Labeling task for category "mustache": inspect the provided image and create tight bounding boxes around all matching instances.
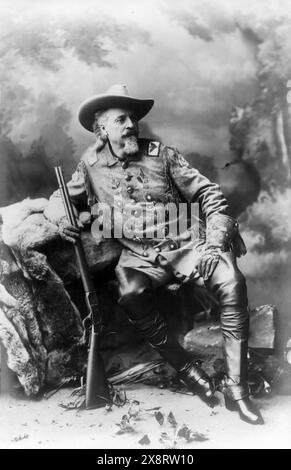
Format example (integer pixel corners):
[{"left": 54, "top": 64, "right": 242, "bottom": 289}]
[{"left": 122, "top": 130, "right": 138, "bottom": 138}]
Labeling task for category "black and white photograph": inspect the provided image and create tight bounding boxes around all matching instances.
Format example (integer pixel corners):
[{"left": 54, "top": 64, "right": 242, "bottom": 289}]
[{"left": 0, "top": 0, "right": 291, "bottom": 452}]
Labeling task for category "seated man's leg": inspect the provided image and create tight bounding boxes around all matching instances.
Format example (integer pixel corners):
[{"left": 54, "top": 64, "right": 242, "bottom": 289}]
[
  {"left": 205, "top": 251, "right": 264, "bottom": 424},
  {"left": 115, "top": 264, "right": 214, "bottom": 402}
]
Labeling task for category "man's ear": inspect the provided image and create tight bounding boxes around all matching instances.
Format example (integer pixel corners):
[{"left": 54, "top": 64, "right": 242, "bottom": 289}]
[
  {"left": 100, "top": 124, "right": 108, "bottom": 134},
  {"left": 95, "top": 126, "right": 109, "bottom": 151}
]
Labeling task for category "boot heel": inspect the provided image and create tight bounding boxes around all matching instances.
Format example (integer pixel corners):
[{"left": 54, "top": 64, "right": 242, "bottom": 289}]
[
  {"left": 178, "top": 363, "right": 218, "bottom": 407},
  {"left": 224, "top": 394, "right": 236, "bottom": 412}
]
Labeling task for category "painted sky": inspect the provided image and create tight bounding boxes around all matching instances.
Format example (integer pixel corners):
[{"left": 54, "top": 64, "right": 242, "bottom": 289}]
[{"left": 1, "top": 0, "right": 291, "bottom": 166}]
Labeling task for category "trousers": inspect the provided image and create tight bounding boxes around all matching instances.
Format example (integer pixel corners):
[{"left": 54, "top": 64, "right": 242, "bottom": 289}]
[{"left": 115, "top": 250, "right": 249, "bottom": 386}]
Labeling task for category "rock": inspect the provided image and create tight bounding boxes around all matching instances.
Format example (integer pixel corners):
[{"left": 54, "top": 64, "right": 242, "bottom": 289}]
[
  {"left": 46, "top": 345, "right": 87, "bottom": 386},
  {"left": 184, "top": 304, "right": 283, "bottom": 360},
  {"left": 249, "top": 304, "right": 278, "bottom": 350},
  {"left": 45, "top": 230, "right": 121, "bottom": 284},
  {"left": 183, "top": 321, "right": 222, "bottom": 361}
]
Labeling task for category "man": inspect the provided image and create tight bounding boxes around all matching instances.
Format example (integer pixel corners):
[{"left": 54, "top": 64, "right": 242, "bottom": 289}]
[{"left": 44, "top": 84, "right": 263, "bottom": 425}]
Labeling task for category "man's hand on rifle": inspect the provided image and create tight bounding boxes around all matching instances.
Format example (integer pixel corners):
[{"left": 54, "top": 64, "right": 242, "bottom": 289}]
[{"left": 58, "top": 216, "right": 82, "bottom": 244}]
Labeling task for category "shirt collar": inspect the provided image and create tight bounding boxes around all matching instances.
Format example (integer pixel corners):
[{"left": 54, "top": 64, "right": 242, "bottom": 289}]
[{"left": 86, "top": 143, "right": 118, "bottom": 167}]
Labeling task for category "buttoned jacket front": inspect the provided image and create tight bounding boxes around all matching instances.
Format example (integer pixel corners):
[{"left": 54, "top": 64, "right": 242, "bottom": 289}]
[{"left": 45, "top": 138, "right": 228, "bottom": 279}]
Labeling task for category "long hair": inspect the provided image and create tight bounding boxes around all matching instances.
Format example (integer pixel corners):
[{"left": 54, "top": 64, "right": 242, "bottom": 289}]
[{"left": 92, "top": 110, "right": 109, "bottom": 151}]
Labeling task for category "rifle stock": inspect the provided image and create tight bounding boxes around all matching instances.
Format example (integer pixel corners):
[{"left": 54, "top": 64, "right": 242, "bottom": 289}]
[{"left": 55, "top": 166, "right": 110, "bottom": 409}]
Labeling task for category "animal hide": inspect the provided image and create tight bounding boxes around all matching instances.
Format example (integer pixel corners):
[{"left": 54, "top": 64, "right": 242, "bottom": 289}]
[{"left": 0, "top": 198, "right": 120, "bottom": 395}]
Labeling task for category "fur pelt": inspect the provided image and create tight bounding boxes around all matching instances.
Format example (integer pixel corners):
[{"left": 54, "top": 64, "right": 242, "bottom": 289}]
[{"left": 0, "top": 198, "right": 85, "bottom": 395}]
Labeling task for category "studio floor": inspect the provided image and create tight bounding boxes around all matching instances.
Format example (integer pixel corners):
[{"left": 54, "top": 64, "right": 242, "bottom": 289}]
[{"left": 0, "top": 384, "right": 291, "bottom": 449}]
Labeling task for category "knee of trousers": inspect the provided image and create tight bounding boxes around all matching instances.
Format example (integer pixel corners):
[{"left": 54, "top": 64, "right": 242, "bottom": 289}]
[
  {"left": 210, "top": 264, "right": 248, "bottom": 310},
  {"left": 118, "top": 283, "right": 151, "bottom": 308},
  {"left": 115, "top": 267, "right": 152, "bottom": 309}
]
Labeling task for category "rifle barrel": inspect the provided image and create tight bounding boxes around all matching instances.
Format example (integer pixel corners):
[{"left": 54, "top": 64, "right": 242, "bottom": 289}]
[{"left": 54, "top": 165, "right": 110, "bottom": 409}]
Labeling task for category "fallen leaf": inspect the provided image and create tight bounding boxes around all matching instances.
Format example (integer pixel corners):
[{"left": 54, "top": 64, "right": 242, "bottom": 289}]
[
  {"left": 167, "top": 411, "right": 177, "bottom": 429},
  {"left": 138, "top": 434, "right": 151, "bottom": 446},
  {"left": 159, "top": 431, "right": 171, "bottom": 443},
  {"left": 154, "top": 411, "right": 164, "bottom": 426},
  {"left": 191, "top": 432, "right": 209, "bottom": 442},
  {"left": 177, "top": 425, "right": 191, "bottom": 442}
]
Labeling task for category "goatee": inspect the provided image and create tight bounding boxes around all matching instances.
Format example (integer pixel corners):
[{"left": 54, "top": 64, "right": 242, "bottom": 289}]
[{"left": 123, "top": 135, "right": 139, "bottom": 156}]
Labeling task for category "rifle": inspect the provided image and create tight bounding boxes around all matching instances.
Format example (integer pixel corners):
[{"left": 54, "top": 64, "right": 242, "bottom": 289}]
[{"left": 55, "top": 166, "right": 110, "bottom": 409}]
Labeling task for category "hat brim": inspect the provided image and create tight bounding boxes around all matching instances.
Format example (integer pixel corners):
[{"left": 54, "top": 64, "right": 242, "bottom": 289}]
[{"left": 78, "top": 94, "right": 154, "bottom": 132}]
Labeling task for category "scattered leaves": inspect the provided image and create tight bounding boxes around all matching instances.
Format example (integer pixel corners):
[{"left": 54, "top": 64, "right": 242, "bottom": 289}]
[
  {"left": 128, "top": 400, "right": 140, "bottom": 419},
  {"left": 159, "top": 432, "right": 177, "bottom": 448},
  {"left": 115, "top": 414, "right": 136, "bottom": 435},
  {"left": 11, "top": 434, "right": 29, "bottom": 442},
  {"left": 105, "top": 403, "right": 113, "bottom": 412},
  {"left": 112, "top": 387, "right": 127, "bottom": 407}
]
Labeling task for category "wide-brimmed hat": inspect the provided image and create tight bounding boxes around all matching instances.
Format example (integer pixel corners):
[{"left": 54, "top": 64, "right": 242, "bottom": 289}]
[{"left": 78, "top": 84, "right": 154, "bottom": 132}]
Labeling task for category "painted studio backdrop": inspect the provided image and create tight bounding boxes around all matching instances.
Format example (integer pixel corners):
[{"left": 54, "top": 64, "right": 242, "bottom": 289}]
[{"left": 0, "top": 0, "right": 291, "bottom": 319}]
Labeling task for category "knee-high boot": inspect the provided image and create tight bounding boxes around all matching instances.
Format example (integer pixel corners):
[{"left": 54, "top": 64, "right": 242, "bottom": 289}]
[
  {"left": 119, "top": 286, "right": 214, "bottom": 402},
  {"left": 207, "top": 253, "right": 264, "bottom": 424},
  {"left": 221, "top": 330, "right": 264, "bottom": 425}
]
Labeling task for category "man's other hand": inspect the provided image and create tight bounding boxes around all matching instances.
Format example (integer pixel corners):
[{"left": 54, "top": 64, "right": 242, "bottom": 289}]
[{"left": 58, "top": 217, "right": 81, "bottom": 244}]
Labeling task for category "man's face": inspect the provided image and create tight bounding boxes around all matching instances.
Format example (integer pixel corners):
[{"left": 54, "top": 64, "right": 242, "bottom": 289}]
[{"left": 102, "top": 108, "right": 139, "bottom": 156}]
